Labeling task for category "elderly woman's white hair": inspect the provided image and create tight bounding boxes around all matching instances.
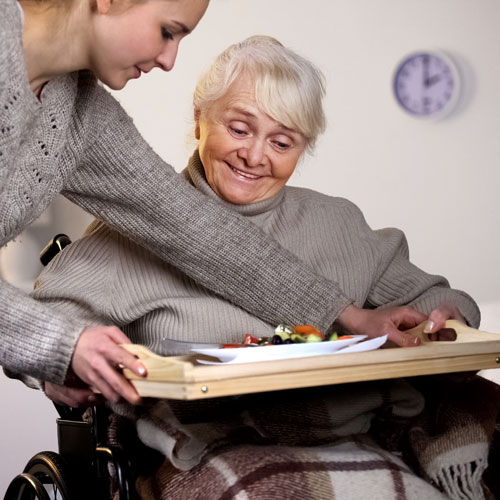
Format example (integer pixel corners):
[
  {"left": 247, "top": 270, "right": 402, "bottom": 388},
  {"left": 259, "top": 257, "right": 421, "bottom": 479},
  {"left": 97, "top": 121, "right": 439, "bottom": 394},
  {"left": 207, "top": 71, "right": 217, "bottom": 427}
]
[{"left": 193, "top": 35, "right": 326, "bottom": 152}]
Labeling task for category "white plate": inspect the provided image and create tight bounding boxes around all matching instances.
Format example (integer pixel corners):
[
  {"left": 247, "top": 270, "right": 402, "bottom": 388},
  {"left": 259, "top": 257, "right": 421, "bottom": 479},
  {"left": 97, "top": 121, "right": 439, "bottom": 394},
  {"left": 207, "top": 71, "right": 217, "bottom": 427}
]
[
  {"left": 192, "top": 335, "right": 376, "bottom": 365},
  {"left": 331, "top": 335, "right": 387, "bottom": 354}
]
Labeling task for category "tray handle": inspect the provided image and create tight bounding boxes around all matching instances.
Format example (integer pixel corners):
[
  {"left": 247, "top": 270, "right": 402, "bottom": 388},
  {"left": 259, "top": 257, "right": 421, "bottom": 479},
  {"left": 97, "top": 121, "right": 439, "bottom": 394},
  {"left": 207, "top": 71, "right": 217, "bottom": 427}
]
[
  {"left": 121, "top": 344, "right": 194, "bottom": 381},
  {"left": 406, "top": 319, "right": 499, "bottom": 343}
]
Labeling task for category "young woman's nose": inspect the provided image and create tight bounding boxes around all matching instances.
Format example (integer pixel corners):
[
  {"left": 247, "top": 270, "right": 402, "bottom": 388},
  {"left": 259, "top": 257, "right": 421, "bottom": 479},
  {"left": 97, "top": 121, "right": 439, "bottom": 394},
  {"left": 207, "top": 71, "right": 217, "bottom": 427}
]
[
  {"left": 239, "top": 138, "right": 266, "bottom": 167},
  {"left": 156, "top": 41, "right": 180, "bottom": 72}
]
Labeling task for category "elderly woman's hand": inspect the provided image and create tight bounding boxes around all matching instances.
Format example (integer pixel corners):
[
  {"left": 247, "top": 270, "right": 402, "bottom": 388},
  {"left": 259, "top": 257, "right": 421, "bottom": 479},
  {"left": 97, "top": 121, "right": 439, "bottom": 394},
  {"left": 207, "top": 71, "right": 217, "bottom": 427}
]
[
  {"left": 338, "top": 305, "right": 427, "bottom": 347},
  {"left": 422, "top": 303, "right": 465, "bottom": 334},
  {"left": 71, "top": 326, "right": 147, "bottom": 405}
]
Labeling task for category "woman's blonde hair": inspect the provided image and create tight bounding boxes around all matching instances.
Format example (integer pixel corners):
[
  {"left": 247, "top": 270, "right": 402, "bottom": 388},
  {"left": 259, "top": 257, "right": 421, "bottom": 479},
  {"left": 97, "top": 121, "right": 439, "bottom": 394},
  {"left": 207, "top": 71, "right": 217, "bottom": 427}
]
[{"left": 193, "top": 35, "right": 326, "bottom": 152}]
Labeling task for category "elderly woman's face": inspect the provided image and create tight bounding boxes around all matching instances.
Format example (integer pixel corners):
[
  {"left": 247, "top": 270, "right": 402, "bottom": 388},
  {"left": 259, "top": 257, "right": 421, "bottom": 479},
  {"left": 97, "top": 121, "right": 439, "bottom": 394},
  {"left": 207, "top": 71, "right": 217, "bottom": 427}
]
[{"left": 196, "top": 79, "right": 307, "bottom": 205}]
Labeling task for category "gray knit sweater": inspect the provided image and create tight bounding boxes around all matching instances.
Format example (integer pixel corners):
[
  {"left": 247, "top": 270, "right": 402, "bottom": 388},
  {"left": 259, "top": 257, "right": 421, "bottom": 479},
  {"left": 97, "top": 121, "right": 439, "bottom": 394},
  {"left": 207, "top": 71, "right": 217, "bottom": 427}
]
[
  {"left": 0, "top": 0, "right": 351, "bottom": 384},
  {"left": 32, "top": 151, "right": 480, "bottom": 355}
]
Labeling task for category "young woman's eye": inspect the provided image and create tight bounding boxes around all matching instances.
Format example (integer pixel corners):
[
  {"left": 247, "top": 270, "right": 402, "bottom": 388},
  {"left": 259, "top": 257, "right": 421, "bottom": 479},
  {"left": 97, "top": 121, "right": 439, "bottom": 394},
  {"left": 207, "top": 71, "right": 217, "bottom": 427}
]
[{"left": 161, "top": 27, "right": 173, "bottom": 41}]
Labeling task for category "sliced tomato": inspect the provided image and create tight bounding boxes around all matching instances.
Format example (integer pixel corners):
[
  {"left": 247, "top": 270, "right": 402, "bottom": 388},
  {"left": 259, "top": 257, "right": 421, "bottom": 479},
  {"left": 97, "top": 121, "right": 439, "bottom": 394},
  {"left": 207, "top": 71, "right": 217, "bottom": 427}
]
[{"left": 243, "top": 333, "right": 259, "bottom": 345}]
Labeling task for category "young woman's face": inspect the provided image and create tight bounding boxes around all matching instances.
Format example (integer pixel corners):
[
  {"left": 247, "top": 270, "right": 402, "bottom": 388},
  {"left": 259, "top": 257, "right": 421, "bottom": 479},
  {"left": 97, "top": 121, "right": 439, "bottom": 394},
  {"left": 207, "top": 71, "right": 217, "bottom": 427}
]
[
  {"left": 90, "top": 0, "right": 209, "bottom": 90},
  {"left": 196, "top": 78, "right": 307, "bottom": 205}
]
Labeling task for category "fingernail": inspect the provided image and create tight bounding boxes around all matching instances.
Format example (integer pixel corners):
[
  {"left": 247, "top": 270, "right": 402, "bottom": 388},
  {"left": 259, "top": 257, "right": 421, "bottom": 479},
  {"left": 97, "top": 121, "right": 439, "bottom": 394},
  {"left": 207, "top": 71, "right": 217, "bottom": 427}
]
[
  {"left": 423, "top": 320, "right": 435, "bottom": 333},
  {"left": 138, "top": 366, "right": 146, "bottom": 376},
  {"left": 412, "top": 337, "right": 420, "bottom": 345}
]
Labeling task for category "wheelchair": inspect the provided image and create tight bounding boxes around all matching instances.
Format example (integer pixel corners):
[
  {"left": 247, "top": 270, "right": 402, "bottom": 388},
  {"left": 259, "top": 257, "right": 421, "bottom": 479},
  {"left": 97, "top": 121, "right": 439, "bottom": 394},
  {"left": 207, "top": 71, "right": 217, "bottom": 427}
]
[{"left": 4, "top": 235, "right": 139, "bottom": 500}]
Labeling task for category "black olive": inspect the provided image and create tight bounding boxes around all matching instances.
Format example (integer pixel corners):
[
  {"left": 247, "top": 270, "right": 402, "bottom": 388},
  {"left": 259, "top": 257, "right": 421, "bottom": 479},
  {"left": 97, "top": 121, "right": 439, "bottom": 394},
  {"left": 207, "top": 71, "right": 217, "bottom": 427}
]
[{"left": 272, "top": 335, "right": 283, "bottom": 345}]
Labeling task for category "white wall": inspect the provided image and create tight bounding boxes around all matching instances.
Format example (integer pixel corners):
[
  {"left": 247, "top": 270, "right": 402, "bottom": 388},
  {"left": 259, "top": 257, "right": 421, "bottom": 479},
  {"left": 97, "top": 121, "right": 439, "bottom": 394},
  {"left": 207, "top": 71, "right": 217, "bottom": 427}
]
[{"left": 2, "top": 0, "right": 500, "bottom": 493}]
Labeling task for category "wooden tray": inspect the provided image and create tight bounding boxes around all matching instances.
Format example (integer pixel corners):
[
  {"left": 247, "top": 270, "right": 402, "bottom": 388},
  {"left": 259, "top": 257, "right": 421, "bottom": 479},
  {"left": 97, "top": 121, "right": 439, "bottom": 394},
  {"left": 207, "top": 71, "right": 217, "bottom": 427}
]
[{"left": 122, "top": 320, "right": 500, "bottom": 400}]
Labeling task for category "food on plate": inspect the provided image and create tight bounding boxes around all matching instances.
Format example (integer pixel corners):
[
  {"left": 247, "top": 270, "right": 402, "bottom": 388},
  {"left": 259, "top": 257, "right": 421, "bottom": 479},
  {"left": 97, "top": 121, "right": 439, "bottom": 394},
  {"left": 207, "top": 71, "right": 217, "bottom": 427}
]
[{"left": 221, "top": 324, "right": 353, "bottom": 348}]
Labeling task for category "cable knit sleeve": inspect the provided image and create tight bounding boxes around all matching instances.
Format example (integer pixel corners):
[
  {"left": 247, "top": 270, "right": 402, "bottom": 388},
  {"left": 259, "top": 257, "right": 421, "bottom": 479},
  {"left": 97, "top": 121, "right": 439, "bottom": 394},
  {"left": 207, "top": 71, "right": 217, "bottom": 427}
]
[
  {"left": 366, "top": 227, "right": 480, "bottom": 328},
  {"left": 62, "top": 79, "right": 352, "bottom": 332},
  {"left": 0, "top": 277, "right": 85, "bottom": 384},
  {"left": 4, "top": 222, "right": 129, "bottom": 387}
]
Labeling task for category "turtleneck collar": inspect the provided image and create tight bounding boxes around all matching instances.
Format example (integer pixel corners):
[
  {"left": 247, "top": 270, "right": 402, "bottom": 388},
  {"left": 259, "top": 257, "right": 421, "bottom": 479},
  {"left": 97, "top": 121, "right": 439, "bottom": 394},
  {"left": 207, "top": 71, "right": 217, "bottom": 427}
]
[{"left": 184, "top": 149, "right": 286, "bottom": 217}]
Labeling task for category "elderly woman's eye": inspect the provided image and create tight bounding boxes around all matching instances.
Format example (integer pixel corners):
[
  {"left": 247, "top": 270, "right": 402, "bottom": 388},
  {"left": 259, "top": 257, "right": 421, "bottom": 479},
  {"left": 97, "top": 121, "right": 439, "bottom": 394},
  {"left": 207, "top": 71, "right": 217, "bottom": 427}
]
[
  {"left": 230, "top": 127, "right": 246, "bottom": 136},
  {"left": 275, "top": 141, "right": 291, "bottom": 150}
]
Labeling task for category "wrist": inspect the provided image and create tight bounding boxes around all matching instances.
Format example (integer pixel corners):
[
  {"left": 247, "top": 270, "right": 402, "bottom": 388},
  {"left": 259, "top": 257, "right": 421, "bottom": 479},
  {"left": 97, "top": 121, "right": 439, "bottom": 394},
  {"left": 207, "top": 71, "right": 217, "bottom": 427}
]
[{"left": 337, "top": 304, "right": 363, "bottom": 332}]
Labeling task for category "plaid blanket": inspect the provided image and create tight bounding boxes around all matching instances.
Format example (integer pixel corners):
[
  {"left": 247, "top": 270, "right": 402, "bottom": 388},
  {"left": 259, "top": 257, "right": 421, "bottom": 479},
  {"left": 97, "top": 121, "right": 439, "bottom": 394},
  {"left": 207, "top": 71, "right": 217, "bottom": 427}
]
[
  {"left": 134, "top": 437, "right": 448, "bottom": 500},
  {"left": 110, "top": 375, "right": 500, "bottom": 500},
  {"left": 403, "top": 375, "right": 500, "bottom": 500}
]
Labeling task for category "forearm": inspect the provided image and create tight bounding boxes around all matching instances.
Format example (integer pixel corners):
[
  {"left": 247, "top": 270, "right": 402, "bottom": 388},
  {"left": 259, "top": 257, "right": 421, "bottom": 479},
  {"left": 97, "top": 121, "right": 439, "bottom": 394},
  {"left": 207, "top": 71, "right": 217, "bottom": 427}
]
[{"left": 0, "top": 278, "right": 83, "bottom": 384}]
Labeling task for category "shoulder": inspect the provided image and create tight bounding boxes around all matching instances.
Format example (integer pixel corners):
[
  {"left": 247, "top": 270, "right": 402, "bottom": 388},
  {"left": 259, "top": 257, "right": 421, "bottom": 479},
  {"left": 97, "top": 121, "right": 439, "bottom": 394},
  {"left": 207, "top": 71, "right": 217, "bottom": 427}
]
[
  {"left": 283, "top": 186, "right": 367, "bottom": 222},
  {"left": 282, "top": 186, "right": 407, "bottom": 245}
]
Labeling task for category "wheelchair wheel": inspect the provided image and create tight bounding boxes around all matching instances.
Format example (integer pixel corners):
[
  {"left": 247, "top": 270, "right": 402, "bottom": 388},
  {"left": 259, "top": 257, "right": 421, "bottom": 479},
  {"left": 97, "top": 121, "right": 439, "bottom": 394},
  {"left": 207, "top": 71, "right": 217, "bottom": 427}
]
[
  {"left": 21, "top": 451, "right": 73, "bottom": 500},
  {"left": 4, "top": 473, "right": 50, "bottom": 500}
]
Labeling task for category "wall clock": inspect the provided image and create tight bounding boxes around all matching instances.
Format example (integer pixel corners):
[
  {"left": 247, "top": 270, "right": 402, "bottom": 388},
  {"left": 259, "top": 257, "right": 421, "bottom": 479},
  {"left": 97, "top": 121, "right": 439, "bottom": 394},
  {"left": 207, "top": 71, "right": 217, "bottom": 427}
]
[{"left": 393, "top": 51, "right": 461, "bottom": 119}]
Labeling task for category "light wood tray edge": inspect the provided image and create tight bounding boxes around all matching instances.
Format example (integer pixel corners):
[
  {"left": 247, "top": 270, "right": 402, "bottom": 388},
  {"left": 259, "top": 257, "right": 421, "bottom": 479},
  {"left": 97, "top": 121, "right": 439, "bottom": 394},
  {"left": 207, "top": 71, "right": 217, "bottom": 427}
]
[
  {"left": 122, "top": 320, "right": 500, "bottom": 384},
  {"left": 130, "top": 352, "right": 500, "bottom": 400}
]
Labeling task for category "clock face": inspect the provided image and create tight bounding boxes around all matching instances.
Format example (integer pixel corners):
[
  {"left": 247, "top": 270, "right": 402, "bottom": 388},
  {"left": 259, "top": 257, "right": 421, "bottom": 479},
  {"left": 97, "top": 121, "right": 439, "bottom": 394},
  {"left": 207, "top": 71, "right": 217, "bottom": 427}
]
[{"left": 393, "top": 52, "right": 458, "bottom": 118}]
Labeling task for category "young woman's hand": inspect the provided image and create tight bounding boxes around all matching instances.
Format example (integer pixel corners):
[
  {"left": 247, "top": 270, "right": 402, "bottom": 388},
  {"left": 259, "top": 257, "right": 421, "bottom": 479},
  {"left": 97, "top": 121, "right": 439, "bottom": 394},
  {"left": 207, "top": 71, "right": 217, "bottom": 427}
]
[
  {"left": 70, "top": 326, "right": 147, "bottom": 405},
  {"left": 43, "top": 381, "right": 103, "bottom": 408},
  {"left": 338, "top": 305, "right": 427, "bottom": 347},
  {"left": 422, "top": 303, "right": 465, "bottom": 333}
]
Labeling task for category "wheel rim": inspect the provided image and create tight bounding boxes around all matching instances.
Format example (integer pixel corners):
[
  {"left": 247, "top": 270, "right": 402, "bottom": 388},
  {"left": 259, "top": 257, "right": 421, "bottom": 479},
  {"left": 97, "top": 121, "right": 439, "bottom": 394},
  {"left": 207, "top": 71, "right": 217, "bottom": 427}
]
[
  {"left": 4, "top": 473, "right": 51, "bottom": 500},
  {"left": 22, "top": 452, "right": 73, "bottom": 500}
]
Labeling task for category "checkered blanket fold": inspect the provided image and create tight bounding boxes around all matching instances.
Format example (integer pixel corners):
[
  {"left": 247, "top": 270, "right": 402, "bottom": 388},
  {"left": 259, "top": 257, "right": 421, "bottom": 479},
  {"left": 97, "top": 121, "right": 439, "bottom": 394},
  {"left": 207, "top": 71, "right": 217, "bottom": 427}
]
[{"left": 110, "top": 375, "right": 499, "bottom": 500}]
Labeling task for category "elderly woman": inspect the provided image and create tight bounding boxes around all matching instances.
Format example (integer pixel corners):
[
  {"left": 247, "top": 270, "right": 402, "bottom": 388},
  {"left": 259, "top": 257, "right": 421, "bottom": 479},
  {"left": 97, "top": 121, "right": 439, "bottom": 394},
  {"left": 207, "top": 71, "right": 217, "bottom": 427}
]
[{"left": 32, "top": 37, "right": 496, "bottom": 499}]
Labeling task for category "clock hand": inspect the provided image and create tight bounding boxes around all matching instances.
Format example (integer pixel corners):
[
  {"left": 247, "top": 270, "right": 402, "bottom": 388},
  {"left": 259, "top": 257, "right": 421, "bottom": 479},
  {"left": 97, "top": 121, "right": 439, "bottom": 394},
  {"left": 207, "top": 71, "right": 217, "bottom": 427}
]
[
  {"left": 423, "top": 55, "right": 429, "bottom": 87},
  {"left": 425, "top": 74, "right": 442, "bottom": 87}
]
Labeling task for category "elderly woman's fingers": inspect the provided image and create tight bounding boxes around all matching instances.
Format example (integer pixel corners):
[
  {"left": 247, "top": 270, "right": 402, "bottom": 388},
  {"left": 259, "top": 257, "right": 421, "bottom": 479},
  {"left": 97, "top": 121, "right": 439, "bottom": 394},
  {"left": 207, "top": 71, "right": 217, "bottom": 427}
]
[
  {"left": 386, "top": 327, "right": 421, "bottom": 347},
  {"left": 392, "top": 306, "right": 427, "bottom": 330},
  {"left": 44, "top": 381, "right": 98, "bottom": 408},
  {"left": 424, "top": 303, "right": 465, "bottom": 333},
  {"left": 338, "top": 305, "right": 424, "bottom": 347},
  {"left": 423, "top": 309, "right": 447, "bottom": 333}
]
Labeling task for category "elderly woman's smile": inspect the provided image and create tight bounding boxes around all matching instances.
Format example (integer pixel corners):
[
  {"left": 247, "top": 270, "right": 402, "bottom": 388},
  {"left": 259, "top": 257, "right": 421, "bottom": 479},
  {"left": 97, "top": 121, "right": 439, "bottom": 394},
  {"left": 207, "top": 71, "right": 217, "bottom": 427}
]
[
  {"left": 196, "top": 78, "right": 307, "bottom": 205},
  {"left": 225, "top": 162, "right": 262, "bottom": 180}
]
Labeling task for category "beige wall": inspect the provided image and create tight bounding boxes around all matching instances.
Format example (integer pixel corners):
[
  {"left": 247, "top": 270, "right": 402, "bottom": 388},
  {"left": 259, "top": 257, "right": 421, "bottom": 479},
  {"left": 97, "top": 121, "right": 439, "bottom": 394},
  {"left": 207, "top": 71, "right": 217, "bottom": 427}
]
[{"left": 2, "top": 0, "right": 500, "bottom": 493}]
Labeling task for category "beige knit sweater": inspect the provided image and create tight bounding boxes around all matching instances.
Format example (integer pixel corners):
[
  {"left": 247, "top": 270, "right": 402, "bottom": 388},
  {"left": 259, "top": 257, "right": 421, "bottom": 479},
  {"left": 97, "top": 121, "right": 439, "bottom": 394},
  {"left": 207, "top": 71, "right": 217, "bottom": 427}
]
[{"left": 32, "top": 151, "right": 480, "bottom": 354}]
